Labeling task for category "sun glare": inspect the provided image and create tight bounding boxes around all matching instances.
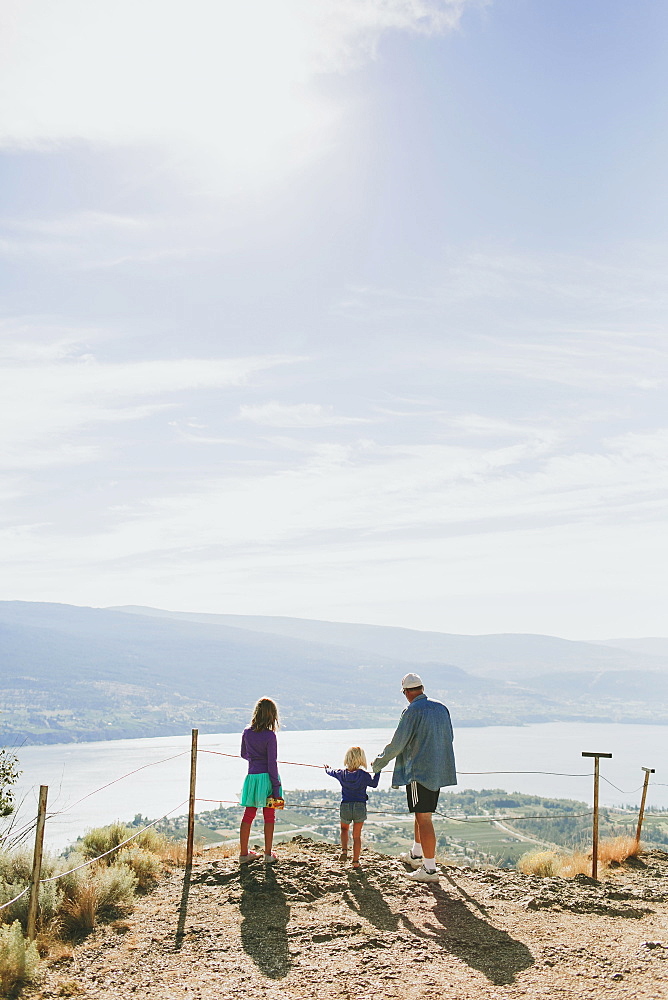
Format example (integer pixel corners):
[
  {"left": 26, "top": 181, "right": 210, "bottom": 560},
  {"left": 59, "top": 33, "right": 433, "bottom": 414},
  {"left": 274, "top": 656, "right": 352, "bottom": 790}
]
[{"left": 0, "top": 0, "right": 343, "bottom": 183}]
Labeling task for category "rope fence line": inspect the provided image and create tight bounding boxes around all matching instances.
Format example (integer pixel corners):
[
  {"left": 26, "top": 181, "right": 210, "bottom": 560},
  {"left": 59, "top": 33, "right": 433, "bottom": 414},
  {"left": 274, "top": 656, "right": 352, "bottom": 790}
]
[
  {"left": 47, "top": 751, "right": 191, "bottom": 819},
  {"left": 0, "top": 798, "right": 191, "bottom": 916},
  {"left": 39, "top": 799, "right": 190, "bottom": 883},
  {"left": 6, "top": 727, "right": 662, "bottom": 931},
  {"left": 193, "top": 796, "right": 593, "bottom": 824}
]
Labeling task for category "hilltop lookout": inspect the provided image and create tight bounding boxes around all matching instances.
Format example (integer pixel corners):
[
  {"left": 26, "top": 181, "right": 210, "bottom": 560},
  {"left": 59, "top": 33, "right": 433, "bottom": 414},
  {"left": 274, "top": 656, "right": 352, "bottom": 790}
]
[{"left": 27, "top": 837, "right": 668, "bottom": 999}]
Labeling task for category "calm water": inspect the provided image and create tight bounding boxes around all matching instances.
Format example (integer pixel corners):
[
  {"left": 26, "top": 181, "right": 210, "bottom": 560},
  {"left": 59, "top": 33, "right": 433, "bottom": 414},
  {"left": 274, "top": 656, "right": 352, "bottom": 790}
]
[{"left": 9, "top": 722, "right": 668, "bottom": 851}]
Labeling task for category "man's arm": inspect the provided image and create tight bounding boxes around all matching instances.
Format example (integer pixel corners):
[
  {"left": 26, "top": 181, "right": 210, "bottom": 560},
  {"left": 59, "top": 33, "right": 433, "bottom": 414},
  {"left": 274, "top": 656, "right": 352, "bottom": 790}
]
[{"left": 370, "top": 710, "right": 414, "bottom": 773}]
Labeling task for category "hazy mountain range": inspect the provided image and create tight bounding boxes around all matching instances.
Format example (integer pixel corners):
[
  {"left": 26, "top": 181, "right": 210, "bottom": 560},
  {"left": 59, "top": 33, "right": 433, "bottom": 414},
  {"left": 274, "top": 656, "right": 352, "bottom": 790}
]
[{"left": 1, "top": 601, "right": 667, "bottom": 745}]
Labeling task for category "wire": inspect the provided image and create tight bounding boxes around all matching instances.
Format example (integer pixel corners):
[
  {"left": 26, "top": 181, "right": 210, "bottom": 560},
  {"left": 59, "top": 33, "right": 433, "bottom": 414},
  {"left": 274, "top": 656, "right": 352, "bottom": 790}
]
[
  {"left": 599, "top": 776, "right": 646, "bottom": 795},
  {"left": 457, "top": 770, "right": 594, "bottom": 777},
  {"left": 198, "top": 749, "right": 324, "bottom": 769},
  {"left": 47, "top": 751, "right": 191, "bottom": 818},
  {"left": 193, "top": 797, "right": 592, "bottom": 823},
  {"left": 39, "top": 799, "right": 190, "bottom": 883},
  {"left": 0, "top": 886, "right": 30, "bottom": 913}
]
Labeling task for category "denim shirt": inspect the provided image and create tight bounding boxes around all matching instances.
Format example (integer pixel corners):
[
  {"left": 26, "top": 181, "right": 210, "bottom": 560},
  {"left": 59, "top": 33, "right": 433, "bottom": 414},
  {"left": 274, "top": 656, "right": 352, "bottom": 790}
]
[{"left": 371, "top": 694, "right": 456, "bottom": 792}]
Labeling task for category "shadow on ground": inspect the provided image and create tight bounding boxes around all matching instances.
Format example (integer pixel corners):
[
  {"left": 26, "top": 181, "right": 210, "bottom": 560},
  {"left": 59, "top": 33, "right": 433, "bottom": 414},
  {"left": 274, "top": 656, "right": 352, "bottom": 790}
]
[
  {"left": 239, "top": 864, "right": 291, "bottom": 979},
  {"left": 343, "top": 866, "right": 533, "bottom": 986},
  {"left": 418, "top": 882, "right": 534, "bottom": 985}
]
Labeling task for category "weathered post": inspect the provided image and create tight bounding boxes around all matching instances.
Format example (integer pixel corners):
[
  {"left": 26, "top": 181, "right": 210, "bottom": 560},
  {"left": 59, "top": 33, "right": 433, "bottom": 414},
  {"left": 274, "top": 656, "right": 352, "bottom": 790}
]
[
  {"left": 186, "top": 729, "right": 198, "bottom": 867},
  {"left": 582, "top": 752, "right": 612, "bottom": 879},
  {"left": 635, "top": 767, "right": 655, "bottom": 847},
  {"left": 27, "top": 785, "right": 48, "bottom": 940}
]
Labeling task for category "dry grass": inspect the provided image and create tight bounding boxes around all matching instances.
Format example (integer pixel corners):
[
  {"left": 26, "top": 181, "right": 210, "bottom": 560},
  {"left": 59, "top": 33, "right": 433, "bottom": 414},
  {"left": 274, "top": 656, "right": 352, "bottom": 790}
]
[
  {"left": 558, "top": 850, "right": 595, "bottom": 878},
  {"left": 59, "top": 864, "right": 137, "bottom": 939},
  {"left": 597, "top": 836, "right": 640, "bottom": 864},
  {"left": 518, "top": 848, "right": 606, "bottom": 879},
  {"left": 157, "top": 839, "right": 189, "bottom": 866},
  {"left": 517, "top": 850, "right": 561, "bottom": 877}
]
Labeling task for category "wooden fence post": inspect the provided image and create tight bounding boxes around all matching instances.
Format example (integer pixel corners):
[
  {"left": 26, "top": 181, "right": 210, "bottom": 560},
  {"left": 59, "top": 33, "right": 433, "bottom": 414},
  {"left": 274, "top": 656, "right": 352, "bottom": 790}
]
[
  {"left": 26, "top": 785, "right": 48, "bottom": 940},
  {"left": 582, "top": 752, "right": 612, "bottom": 879},
  {"left": 635, "top": 767, "right": 655, "bottom": 846},
  {"left": 186, "top": 729, "right": 198, "bottom": 866}
]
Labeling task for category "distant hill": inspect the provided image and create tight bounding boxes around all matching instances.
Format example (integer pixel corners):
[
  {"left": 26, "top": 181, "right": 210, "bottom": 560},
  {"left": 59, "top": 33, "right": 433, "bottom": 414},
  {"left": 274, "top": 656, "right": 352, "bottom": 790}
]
[
  {"left": 1, "top": 601, "right": 667, "bottom": 745},
  {"left": 112, "top": 605, "right": 668, "bottom": 678},
  {"left": 591, "top": 637, "right": 668, "bottom": 660}
]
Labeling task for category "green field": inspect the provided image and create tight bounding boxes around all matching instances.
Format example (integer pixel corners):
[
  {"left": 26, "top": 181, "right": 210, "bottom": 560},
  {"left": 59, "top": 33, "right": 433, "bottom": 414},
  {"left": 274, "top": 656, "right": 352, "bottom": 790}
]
[{"left": 147, "top": 787, "right": 668, "bottom": 868}]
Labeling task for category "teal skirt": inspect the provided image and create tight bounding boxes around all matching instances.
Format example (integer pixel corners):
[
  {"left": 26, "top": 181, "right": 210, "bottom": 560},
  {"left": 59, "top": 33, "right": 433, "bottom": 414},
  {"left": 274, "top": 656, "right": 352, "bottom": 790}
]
[{"left": 240, "top": 772, "right": 283, "bottom": 808}]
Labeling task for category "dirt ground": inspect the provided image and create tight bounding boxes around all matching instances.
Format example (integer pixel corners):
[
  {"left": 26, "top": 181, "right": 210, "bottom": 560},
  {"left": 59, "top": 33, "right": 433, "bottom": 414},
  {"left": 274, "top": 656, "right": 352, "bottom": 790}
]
[{"left": 29, "top": 839, "right": 668, "bottom": 1000}]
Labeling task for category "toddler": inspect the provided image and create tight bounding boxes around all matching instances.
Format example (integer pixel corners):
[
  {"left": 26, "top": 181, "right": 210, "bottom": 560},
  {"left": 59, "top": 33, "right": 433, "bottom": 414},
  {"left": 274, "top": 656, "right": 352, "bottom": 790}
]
[{"left": 325, "top": 746, "right": 380, "bottom": 867}]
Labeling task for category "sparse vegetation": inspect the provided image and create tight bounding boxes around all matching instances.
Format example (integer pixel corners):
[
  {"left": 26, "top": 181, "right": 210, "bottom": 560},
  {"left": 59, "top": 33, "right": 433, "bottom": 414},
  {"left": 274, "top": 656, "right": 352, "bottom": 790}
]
[
  {"left": 597, "top": 835, "right": 640, "bottom": 864},
  {"left": 518, "top": 836, "right": 642, "bottom": 878},
  {"left": 59, "top": 863, "right": 137, "bottom": 938},
  {"left": 0, "top": 920, "right": 39, "bottom": 993},
  {"left": 0, "top": 818, "right": 173, "bottom": 982}
]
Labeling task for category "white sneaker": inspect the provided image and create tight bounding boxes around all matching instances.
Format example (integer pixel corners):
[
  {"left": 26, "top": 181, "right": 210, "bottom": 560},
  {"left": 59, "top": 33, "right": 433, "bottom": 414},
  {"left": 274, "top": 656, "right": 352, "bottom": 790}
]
[
  {"left": 405, "top": 865, "right": 440, "bottom": 882},
  {"left": 399, "top": 851, "right": 424, "bottom": 870}
]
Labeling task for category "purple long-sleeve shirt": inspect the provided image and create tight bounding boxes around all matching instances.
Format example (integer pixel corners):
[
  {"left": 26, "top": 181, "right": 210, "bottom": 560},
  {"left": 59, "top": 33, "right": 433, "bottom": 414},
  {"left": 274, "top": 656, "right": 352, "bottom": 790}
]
[
  {"left": 240, "top": 727, "right": 281, "bottom": 797},
  {"left": 325, "top": 767, "right": 380, "bottom": 803}
]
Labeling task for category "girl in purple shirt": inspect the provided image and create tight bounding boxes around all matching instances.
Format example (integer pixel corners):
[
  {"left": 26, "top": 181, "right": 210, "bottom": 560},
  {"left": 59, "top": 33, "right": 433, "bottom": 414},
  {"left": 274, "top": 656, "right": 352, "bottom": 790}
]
[{"left": 239, "top": 697, "right": 284, "bottom": 865}]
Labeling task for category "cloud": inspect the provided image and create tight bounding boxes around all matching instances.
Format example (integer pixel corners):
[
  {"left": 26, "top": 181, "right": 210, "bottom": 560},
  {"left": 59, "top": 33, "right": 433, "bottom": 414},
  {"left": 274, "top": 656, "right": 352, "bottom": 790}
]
[
  {"left": 0, "top": 342, "right": 296, "bottom": 469},
  {"left": 238, "top": 401, "right": 369, "bottom": 428},
  {"left": 0, "top": 1, "right": 479, "bottom": 183}
]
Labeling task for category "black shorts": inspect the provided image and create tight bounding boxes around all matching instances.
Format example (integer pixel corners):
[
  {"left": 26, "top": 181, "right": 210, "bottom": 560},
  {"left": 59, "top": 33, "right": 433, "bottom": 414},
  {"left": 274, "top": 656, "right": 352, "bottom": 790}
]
[{"left": 406, "top": 781, "right": 440, "bottom": 814}]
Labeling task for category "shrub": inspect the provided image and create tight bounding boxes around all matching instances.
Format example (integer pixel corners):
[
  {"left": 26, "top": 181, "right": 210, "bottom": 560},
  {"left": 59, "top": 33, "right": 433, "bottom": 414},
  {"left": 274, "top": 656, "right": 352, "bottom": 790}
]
[
  {"left": 0, "top": 849, "right": 62, "bottom": 930},
  {"left": 0, "top": 881, "right": 62, "bottom": 932},
  {"left": 59, "top": 864, "right": 137, "bottom": 939},
  {"left": 0, "top": 849, "right": 32, "bottom": 885},
  {"left": 131, "top": 827, "right": 167, "bottom": 855},
  {"left": 79, "top": 823, "right": 133, "bottom": 863},
  {"left": 115, "top": 847, "right": 162, "bottom": 892},
  {"left": 0, "top": 920, "right": 39, "bottom": 993}
]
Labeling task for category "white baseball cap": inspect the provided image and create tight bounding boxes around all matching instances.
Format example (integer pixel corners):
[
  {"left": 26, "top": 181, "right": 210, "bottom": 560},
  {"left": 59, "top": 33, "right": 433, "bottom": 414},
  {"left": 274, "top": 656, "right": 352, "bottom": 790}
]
[{"left": 401, "top": 672, "right": 424, "bottom": 690}]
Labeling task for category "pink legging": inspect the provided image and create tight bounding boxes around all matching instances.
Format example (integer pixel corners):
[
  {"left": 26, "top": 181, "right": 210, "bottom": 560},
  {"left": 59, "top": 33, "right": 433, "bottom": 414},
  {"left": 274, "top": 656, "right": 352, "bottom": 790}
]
[{"left": 242, "top": 806, "right": 275, "bottom": 825}]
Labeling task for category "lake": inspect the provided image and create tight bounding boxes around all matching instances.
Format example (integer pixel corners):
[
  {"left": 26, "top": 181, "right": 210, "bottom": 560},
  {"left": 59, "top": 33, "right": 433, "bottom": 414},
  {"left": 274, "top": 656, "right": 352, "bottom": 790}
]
[{"left": 8, "top": 721, "right": 668, "bottom": 851}]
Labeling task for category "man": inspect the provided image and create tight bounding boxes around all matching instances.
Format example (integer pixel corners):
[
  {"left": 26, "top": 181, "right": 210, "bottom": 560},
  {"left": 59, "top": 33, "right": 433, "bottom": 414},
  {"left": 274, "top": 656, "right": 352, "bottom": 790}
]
[{"left": 371, "top": 672, "right": 456, "bottom": 882}]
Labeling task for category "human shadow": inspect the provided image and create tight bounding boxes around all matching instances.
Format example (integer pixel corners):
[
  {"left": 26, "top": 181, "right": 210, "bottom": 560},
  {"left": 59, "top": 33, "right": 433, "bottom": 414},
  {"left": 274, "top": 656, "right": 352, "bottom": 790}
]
[
  {"left": 343, "top": 869, "right": 533, "bottom": 986},
  {"left": 174, "top": 863, "right": 192, "bottom": 950},
  {"left": 409, "top": 884, "right": 534, "bottom": 986},
  {"left": 239, "top": 864, "right": 291, "bottom": 979},
  {"left": 343, "top": 869, "right": 401, "bottom": 931}
]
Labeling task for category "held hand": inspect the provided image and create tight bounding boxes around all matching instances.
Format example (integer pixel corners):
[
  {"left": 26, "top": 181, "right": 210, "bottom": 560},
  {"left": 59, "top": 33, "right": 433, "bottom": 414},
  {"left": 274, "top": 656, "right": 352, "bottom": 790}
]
[
  {"left": 267, "top": 796, "right": 285, "bottom": 810},
  {"left": 323, "top": 764, "right": 329, "bottom": 770}
]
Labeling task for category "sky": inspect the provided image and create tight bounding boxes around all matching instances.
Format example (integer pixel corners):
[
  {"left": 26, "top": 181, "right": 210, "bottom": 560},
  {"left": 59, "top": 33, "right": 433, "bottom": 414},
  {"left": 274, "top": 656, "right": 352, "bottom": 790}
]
[{"left": 1, "top": 0, "right": 667, "bottom": 639}]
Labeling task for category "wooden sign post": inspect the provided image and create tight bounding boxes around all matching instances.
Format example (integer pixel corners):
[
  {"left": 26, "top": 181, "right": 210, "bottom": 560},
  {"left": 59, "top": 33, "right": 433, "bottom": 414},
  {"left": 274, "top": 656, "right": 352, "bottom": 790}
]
[
  {"left": 27, "top": 785, "right": 48, "bottom": 940},
  {"left": 186, "top": 729, "right": 198, "bottom": 867},
  {"left": 635, "top": 767, "right": 655, "bottom": 847},
  {"left": 582, "top": 752, "right": 612, "bottom": 880}
]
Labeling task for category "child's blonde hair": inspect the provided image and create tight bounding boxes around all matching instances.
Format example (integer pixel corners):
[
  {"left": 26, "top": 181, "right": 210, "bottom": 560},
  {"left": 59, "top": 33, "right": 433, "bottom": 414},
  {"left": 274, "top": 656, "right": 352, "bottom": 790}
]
[{"left": 344, "top": 746, "right": 367, "bottom": 770}]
